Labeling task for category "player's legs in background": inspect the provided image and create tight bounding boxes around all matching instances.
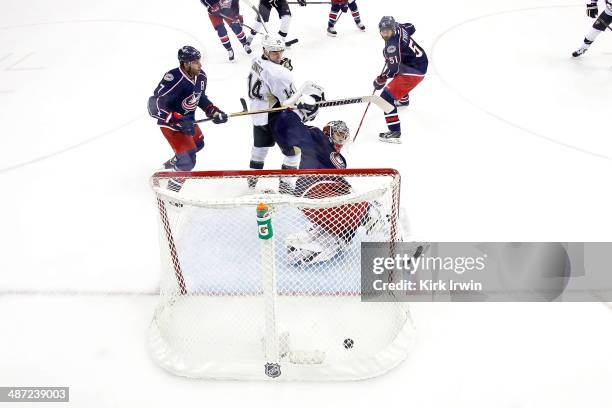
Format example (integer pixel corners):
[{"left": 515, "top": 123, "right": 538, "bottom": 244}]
[
  {"left": 227, "top": 15, "right": 252, "bottom": 54},
  {"left": 160, "top": 126, "right": 203, "bottom": 192},
  {"left": 279, "top": 145, "right": 300, "bottom": 194},
  {"left": 573, "top": 6, "right": 612, "bottom": 57},
  {"left": 348, "top": 1, "right": 365, "bottom": 31},
  {"left": 379, "top": 72, "right": 425, "bottom": 143},
  {"left": 276, "top": 1, "right": 292, "bottom": 40},
  {"left": 327, "top": 4, "right": 343, "bottom": 37},
  {"left": 246, "top": 2, "right": 272, "bottom": 45},
  {"left": 249, "top": 125, "right": 274, "bottom": 188},
  {"left": 209, "top": 14, "right": 235, "bottom": 61}
]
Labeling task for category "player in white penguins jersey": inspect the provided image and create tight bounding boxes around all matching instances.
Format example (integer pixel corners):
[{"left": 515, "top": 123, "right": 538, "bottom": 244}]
[
  {"left": 247, "top": 33, "right": 318, "bottom": 190},
  {"left": 573, "top": 0, "right": 612, "bottom": 56}
]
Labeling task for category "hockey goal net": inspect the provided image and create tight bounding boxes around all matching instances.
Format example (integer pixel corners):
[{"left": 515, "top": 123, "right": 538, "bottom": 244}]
[{"left": 149, "top": 168, "right": 415, "bottom": 380}]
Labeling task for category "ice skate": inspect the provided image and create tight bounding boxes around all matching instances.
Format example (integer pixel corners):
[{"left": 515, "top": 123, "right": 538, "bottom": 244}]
[{"left": 379, "top": 131, "right": 402, "bottom": 144}]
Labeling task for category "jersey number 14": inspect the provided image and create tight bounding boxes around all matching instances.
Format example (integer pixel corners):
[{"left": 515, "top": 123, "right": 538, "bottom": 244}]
[{"left": 248, "top": 73, "right": 264, "bottom": 100}]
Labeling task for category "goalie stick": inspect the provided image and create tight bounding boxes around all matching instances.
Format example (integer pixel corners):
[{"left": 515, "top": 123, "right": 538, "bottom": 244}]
[
  {"left": 353, "top": 63, "right": 387, "bottom": 142},
  {"left": 194, "top": 95, "right": 393, "bottom": 124}
]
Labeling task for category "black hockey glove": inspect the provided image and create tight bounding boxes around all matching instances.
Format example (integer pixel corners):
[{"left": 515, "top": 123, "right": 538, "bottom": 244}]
[
  {"left": 204, "top": 104, "right": 228, "bottom": 124},
  {"left": 373, "top": 75, "right": 387, "bottom": 91},
  {"left": 212, "top": 110, "right": 229, "bottom": 124},
  {"left": 587, "top": 1, "right": 598, "bottom": 18},
  {"left": 297, "top": 0, "right": 307, "bottom": 6}
]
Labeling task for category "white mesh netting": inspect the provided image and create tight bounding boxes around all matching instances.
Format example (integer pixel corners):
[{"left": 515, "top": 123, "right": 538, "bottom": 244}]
[{"left": 149, "top": 169, "right": 415, "bottom": 380}]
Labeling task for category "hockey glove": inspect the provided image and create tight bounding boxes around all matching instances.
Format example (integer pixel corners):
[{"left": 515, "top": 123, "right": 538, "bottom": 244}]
[
  {"left": 204, "top": 104, "right": 227, "bottom": 124},
  {"left": 168, "top": 112, "right": 195, "bottom": 135},
  {"left": 587, "top": 1, "right": 598, "bottom": 18},
  {"left": 297, "top": 0, "right": 307, "bottom": 6},
  {"left": 212, "top": 111, "right": 228, "bottom": 124},
  {"left": 208, "top": 3, "right": 221, "bottom": 14},
  {"left": 280, "top": 57, "right": 293, "bottom": 71},
  {"left": 373, "top": 75, "right": 387, "bottom": 91}
]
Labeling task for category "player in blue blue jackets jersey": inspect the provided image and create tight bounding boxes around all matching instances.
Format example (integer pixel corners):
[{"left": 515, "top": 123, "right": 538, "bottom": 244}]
[
  {"left": 147, "top": 46, "right": 228, "bottom": 192},
  {"left": 273, "top": 119, "right": 386, "bottom": 265},
  {"left": 273, "top": 114, "right": 348, "bottom": 171},
  {"left": 327, "top": 0, "right": 365, "bottom": 37},
  {"left": 373, "top": 16, "right": 428, "bottom": 144},
  {"left": 201, "top": 0, "right": 252, "bottom": 61}
]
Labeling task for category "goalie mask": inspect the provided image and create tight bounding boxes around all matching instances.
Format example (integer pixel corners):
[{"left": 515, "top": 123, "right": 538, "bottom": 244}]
[{"left": 323, "top": 120, "right": 350, "bottom": 151}]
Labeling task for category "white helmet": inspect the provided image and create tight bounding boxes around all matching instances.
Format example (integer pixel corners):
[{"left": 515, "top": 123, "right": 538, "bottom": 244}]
[{"left": 262, "top": 33, "right": 286, "bottom": 53}]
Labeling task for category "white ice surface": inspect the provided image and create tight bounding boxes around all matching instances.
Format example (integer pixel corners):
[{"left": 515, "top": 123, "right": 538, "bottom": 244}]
[{"left": 1, "top": 0, "right": 612, "bottom": 406}]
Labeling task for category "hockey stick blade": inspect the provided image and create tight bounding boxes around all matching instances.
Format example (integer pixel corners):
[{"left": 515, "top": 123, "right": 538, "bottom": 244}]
[{"left": 240, "top": 98, "right": 249, "bottom": 112}]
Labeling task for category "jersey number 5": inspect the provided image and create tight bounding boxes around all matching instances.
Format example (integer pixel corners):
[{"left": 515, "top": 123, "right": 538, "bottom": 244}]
[
  {"left": 248, "top": 73, "right": 264, "bottom": 100},
  {"left": 408, "top": 39, "right": 423, "bottom": 58}
]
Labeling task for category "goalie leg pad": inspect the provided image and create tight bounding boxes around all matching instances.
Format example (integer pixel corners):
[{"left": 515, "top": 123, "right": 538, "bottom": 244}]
[{"left": 285, "top": 227, "right": 347, "bottom": 265}]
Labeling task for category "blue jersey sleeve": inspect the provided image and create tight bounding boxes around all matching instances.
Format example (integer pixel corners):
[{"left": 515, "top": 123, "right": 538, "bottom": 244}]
[
  {"left": 148, "top": 70, "right": 182, "bottom": 122},
  {"left": 400, "top": 22, "right": 415, "bottom": 36}
]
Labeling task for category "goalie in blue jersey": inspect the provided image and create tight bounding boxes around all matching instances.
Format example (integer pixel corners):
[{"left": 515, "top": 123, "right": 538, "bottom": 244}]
[{"left": 270, "top": 98, "right": 386, "bottom": 265}]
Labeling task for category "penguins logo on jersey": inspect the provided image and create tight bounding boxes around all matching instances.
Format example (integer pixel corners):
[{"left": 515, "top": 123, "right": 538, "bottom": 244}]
[{"left": 182, "top": 93, "right": 201, "bottom": 111}]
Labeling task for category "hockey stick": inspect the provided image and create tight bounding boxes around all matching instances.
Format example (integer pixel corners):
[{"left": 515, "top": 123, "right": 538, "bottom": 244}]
[
  {"left": 212, "top": 10, "right": 263, "bottom": 35},
  {"left": 239, "top": 0, "right": 269, "bottom": 33},
  {"left": 193, "top": 99, "right": 249, "bottom": 124},
  {"left": 236, "top": 95, "right": 393, "bottom": 117},
  {"left": 195, "top": 95, "right": 393, "bottom": 123},
  {"left": 353, "top": 63, "right": 387, "bottom": 142},
  {"left": 287, "top": 1, "right": 332, "bottom": 3}
]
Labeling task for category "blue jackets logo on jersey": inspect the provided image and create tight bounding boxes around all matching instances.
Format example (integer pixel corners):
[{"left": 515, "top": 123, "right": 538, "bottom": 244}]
[
  {"left": 164, "top": 72, "right": 174, "bottom": 81},
  {"left": 182, "top": 93, "right": 201, "bottom": 111}
]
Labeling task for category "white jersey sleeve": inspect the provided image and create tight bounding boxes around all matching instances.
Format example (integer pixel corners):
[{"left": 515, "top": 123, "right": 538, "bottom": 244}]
[{"left": 248, "top": 57, "right": 297, "bottom": 126}]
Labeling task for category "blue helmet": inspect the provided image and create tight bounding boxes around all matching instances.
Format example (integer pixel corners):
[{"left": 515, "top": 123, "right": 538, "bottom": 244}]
[
  {"left": 178, "top": 46, "right": 201, "bottom": 63},
  {"left": 378, "top": 16, "right": 396, "bottom": 33}
]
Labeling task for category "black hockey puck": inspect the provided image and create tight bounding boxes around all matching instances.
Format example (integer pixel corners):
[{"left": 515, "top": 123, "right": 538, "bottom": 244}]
[{"left": 343, "top": 338, "right": 354, "bottom": 349}]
